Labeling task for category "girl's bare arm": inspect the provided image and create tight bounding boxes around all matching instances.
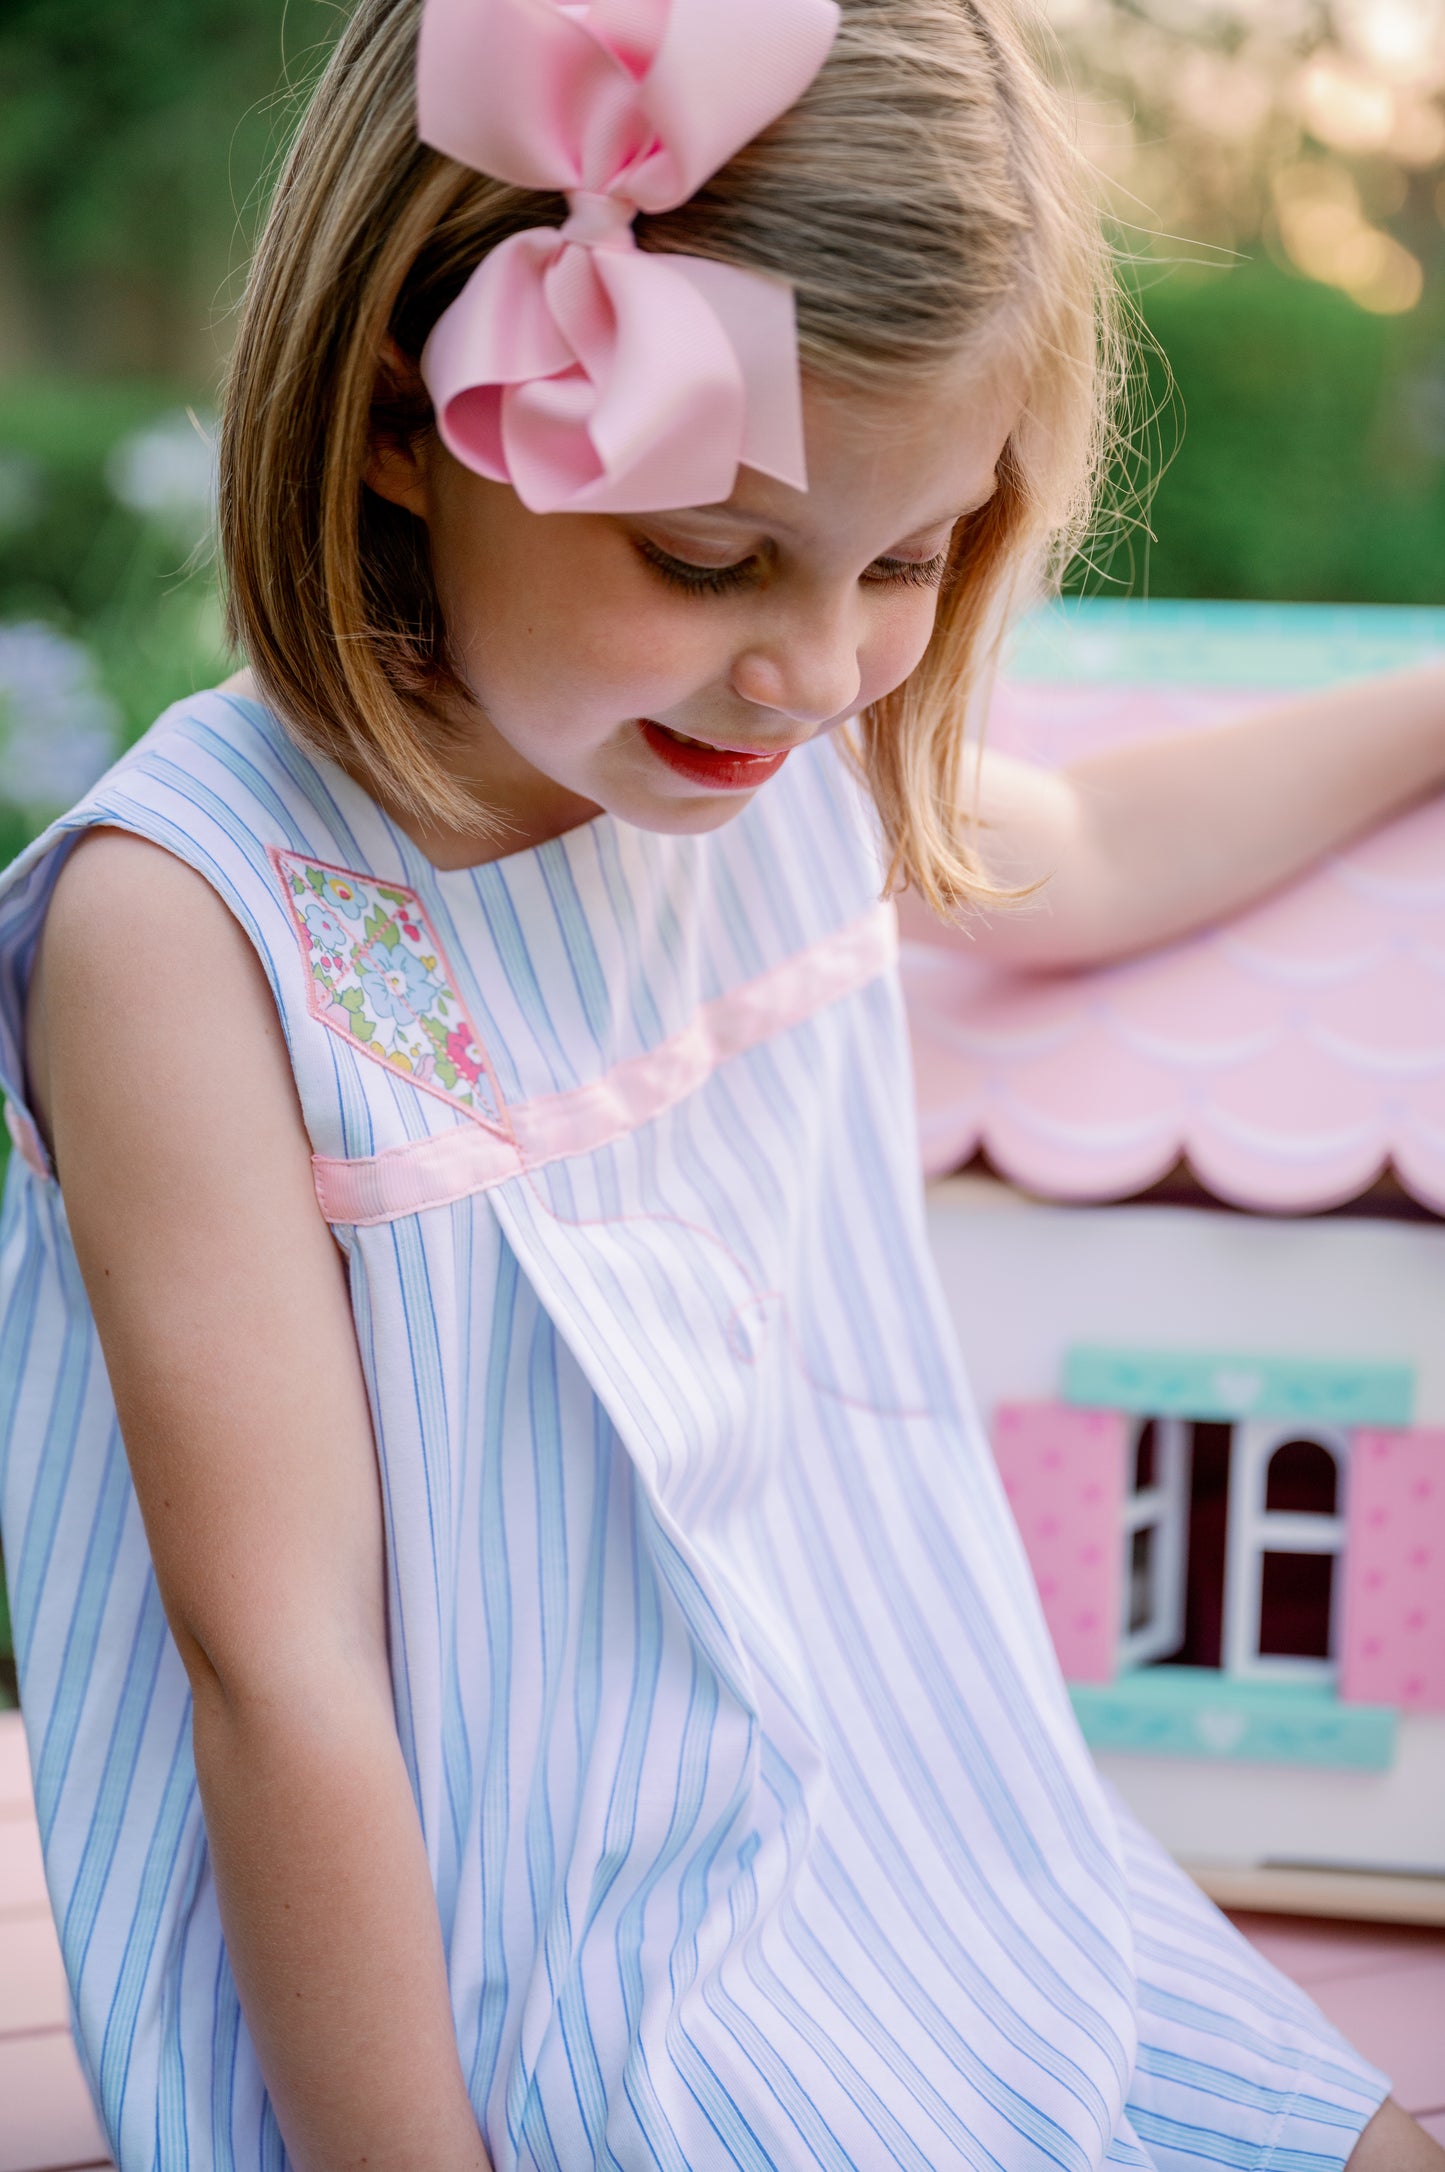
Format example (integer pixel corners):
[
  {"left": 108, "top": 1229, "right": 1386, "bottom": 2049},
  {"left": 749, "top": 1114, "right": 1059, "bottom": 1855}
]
[
  {"left": 27, "top": 829, "right": 489, "bottom": 2172},
  {"left": 1347, "top": 2098, "right": 1445, "bottom": 2169},
  {"left": 901, "top": 662, "right": 1445, "bottom": 967}
]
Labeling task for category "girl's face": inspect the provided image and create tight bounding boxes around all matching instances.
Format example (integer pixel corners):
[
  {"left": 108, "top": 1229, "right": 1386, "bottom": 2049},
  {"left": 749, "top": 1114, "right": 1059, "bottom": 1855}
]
[{"left": 368, "top": 356, "right": 1020, "bottom": 864}]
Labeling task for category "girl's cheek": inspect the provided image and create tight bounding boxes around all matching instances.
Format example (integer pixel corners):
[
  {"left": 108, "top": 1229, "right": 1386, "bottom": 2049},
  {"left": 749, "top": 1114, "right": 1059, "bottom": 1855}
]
[
  {"left": 573, "top": 601, "right": 726, "bottom": 697},
  {"left": 859, "top": 597, "right": 943, "bottom": 709}
]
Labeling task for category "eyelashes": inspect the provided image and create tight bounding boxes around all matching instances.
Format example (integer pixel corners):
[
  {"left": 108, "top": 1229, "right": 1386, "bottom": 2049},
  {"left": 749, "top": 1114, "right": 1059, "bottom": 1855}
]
[
  {"left": 635, "top": 539, "right": 951, "bottom": 597},
  {"left": 866, "top": 553, "right": 951, "bottom": 591},
  {"left": 636, "top": 544, "right": 754, "bottom": 595}
]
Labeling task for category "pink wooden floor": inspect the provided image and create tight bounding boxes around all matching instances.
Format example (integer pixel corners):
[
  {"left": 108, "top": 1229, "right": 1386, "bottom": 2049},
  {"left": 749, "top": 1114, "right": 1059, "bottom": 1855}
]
[{"left": 2, "top": 1711, "right": 1442, "bottom": 2169}]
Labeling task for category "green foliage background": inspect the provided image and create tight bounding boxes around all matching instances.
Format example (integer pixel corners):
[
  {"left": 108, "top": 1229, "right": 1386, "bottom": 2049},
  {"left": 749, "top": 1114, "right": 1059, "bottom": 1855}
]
[
  {"left": 0, "top": 0, "right": 335, "bottom": 372},
  {"left": 0, "top": 3, "right": 1442, "bottom": 1697},
  {"left": 1122, "top": 267, "right": 1444, "bottom": 607}
]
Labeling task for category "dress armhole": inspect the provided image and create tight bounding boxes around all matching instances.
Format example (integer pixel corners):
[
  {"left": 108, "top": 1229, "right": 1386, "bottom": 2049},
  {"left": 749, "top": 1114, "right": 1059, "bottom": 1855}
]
[
  {"left": 0, "top": 823, "right": 91, "bottom": 1185},
  {"left": 0, "top": 813, "right": 296, "bottom": 1193}
]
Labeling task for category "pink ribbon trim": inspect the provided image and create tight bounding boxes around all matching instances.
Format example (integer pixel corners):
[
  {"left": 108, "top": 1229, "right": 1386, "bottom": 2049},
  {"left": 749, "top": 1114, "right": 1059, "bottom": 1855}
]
[
  {"left": 312, "top": 900, "right": 895, "bottom": 1225},
  {"left": 4, "top": 1099, "right": 53, "bottom": 1183}
]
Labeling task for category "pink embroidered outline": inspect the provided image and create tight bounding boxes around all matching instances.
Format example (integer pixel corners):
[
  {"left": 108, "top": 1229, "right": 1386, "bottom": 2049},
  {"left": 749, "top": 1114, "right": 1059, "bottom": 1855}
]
[
  {"left": 312, "top": 900, "right": 895, "bottom": 1223},
  {"left": 268, "top": 844, "right": 514, "bottom": 1140},
  {"left": 311, "top": 898, "right": 929, "bottom": 1422},
  {"left": 496, "top": 903, "right": 934, "bottom": 1423}
]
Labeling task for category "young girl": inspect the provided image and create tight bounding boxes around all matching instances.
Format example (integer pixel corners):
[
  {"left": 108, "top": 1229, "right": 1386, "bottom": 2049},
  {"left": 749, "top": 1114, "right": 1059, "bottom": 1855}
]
[{"left": 1, "top": 0, "right": 1442, "bottom": 2166}]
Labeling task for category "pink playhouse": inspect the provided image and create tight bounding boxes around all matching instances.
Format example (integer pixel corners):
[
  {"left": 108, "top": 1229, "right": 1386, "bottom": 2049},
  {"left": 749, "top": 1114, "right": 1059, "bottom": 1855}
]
[{"left": 910, "top": 601, "right": 1445, "bottom": 1922}]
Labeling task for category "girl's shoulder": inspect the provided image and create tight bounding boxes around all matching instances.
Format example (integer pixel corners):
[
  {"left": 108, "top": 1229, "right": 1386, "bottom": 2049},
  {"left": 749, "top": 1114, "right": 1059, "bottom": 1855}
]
[
  {"left": 0, "top": 673, "right": 328, "bottom": 943},
  {"left": 21, "top": 821, "right": 302, "bottom": 1193},
  {"left": 0, "top": 677, "right": 343, "bottom": 1182}
]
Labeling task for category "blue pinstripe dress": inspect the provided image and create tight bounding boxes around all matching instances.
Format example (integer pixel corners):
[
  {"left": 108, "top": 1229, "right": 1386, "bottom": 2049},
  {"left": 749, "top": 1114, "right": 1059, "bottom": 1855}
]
[{"left": 0, "top": 691, "right": 1388, "bottom": 2169}]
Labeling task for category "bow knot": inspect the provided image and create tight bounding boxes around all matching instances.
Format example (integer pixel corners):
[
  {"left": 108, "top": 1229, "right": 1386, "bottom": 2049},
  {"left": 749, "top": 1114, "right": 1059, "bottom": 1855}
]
[
  {"left": 559, "top": 189, "right": 637, "bottom": 248},
  {"left": 417, "top": 0, "right": 840, "bottom": 514}
]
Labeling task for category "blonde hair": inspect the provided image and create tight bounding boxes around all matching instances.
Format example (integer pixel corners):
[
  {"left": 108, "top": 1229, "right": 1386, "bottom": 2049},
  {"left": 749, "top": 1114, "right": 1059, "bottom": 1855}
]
[{"left": 221, "top": 0, "right": 1119, "bottom": 912}]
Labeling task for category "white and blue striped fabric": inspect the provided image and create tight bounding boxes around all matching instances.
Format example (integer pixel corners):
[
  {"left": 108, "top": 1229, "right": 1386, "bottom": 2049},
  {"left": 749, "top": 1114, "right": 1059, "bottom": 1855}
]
[{"left": 0, "top": 691, "right": 1388, "bottom": 2169}]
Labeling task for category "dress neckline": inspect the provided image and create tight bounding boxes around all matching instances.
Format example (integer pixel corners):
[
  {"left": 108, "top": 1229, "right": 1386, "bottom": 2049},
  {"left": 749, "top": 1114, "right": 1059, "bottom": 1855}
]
[{"left": 225, "top": 689, "right": 621, "bottom": 896}]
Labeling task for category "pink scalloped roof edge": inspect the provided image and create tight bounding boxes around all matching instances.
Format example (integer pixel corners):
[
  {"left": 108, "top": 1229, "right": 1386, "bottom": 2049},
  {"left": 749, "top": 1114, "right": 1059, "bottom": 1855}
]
[{"left": 904, "top": 680, "right": 1445, "bottom": 1214}]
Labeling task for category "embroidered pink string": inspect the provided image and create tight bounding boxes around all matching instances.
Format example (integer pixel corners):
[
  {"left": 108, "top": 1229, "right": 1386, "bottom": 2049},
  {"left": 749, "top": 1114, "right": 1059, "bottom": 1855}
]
[{"left": 416, "top": 0, "right": 839, "bottom": 513}]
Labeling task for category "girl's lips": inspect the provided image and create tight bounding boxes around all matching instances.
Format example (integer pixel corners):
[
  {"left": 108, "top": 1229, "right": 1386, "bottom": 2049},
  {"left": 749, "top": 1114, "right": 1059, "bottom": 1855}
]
[{"left": 639, "top": 719, "right": 791, "bottom": 792}]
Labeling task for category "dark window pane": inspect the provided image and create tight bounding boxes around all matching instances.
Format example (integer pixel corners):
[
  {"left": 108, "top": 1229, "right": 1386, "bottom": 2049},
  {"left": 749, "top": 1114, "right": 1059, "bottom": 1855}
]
[
  {"left": 1258, "top": 1550, "right": 1334, "bottom": 1659},
  {"left": 1133, "top": 1420, "right": 1157, "bottom": 1494},
  {"left": 1265, "top": 1438, "right": 1338, "bottom": 1516},
  {"left": 1175, "top": 1422, "right": 1229, "bottom": 1670},
  {"left": 1128, "top": 1525, "right": 1153, "bottom": 1633}
]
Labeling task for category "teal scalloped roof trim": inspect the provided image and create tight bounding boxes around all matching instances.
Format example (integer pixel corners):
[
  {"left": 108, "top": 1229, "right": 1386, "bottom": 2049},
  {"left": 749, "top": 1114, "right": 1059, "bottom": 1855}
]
[
  {"left": 1070, "top": 1668, "right": 1396, "bottom": 1770},
  {"left": 1008, "top": 599, "right": 1445, "bottom": 689},
  {"left": 1063, "top": 1346, "right": 1414, "bottom": 1427}
]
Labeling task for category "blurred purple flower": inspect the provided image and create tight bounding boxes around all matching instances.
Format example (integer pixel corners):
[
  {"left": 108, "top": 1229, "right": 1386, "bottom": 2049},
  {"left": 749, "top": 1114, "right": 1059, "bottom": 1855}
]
[
  {"left": 105, "top": 410, "right": 217, "bottom": 547},
  {"left": 0, "top": 623, "right": 121, "bottom": 821}
]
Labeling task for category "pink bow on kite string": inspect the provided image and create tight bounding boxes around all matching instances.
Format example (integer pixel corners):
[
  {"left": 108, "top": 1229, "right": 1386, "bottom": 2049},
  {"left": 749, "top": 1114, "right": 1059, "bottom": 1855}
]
[{"left": 416, "top": 0, "right": 840, "bottom": 514}]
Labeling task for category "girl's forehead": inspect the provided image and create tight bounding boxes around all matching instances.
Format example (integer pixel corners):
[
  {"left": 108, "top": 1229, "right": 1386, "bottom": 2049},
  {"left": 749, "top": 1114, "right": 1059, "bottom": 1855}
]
[{"left": 673, "top": 363, "right": 1019, "bottom": 544}]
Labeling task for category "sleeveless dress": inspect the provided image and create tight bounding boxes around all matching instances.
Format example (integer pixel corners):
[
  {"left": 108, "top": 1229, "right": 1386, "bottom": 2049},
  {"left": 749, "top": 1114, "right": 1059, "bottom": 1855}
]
[{"left": 0, "top": 690, "right": 1387, "bottom": 2171}]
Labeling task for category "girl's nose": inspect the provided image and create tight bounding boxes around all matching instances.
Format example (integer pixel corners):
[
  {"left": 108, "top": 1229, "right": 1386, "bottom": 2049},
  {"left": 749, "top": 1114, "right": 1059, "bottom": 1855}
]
[{"left": 729, "top": 618, "right": 863, "bottom": 730}]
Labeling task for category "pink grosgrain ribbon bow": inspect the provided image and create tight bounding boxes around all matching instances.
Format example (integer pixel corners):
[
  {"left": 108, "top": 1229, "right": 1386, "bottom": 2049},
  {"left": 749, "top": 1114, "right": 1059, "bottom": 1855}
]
[{"left": 416, "top": 0, "right": 840, "bottom": 514}]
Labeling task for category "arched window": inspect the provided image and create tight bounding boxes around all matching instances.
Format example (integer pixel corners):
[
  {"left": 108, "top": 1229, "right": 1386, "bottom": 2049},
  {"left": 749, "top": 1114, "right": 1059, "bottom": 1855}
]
[
  {"left": 1264, "top": 1438, "right": 1338, "bottom": 1517},
  {"left": 1223, "top": 1423, "right": 1349, "bottom": 1683}
]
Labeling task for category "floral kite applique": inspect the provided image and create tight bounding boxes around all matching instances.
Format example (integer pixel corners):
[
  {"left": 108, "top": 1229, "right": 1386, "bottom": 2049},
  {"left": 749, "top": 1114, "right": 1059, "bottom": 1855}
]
[{"left": 273, "top": 850, "right": 502, "bottom": 1126}]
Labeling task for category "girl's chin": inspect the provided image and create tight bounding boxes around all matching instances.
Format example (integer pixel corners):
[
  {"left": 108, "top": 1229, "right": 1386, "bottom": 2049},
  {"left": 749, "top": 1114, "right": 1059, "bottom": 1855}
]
[{"left": 609, "top": 786, "right": 761, "bottom": 836}]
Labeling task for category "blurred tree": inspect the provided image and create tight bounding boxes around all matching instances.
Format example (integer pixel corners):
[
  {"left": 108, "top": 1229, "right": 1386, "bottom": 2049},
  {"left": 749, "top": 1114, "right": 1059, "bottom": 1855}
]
[
  {"left": 1077, "top": 261, "right": 1445, "bottom": 603},
  {"left": 1046, "top": 0, "right": 1445, "bottom": 313},
  {"left": 1042, "top": 1, "right": 1445, "bottom": 602},
  {"left": 0, "top": 0, "right": 339, "bottom": 379}
]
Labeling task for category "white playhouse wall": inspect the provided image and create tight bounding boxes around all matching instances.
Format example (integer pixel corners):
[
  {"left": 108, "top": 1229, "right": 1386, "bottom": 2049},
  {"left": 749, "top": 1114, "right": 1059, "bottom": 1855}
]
[{"left": 925, "top": 1174, "right": 1445, "bottom": 1892}]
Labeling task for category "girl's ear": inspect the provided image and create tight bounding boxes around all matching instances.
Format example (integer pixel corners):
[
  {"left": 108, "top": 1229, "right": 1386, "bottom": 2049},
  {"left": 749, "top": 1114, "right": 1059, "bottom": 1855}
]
[{"left": 364, "top": 336, "right": 433, "bottom": 522}]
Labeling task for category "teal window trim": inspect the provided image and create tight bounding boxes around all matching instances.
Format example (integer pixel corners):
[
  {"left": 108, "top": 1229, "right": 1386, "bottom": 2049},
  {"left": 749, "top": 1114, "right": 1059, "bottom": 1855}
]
[
  {"left": 1068, "top": 1666, "right": 1396, "bottom": 1770},
  {"left": 1007, "top": 599, "right": 1445, "bottom": 690},
  {"left": 1063, "top": 1346, "right": 1414, "bottom": 1429}
]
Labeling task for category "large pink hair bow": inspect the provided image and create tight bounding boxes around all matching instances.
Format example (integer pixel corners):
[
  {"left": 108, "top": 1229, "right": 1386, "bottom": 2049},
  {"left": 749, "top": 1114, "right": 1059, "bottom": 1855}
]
[{"left": 417, "top": 0, "right": 839, "bottom": 514}]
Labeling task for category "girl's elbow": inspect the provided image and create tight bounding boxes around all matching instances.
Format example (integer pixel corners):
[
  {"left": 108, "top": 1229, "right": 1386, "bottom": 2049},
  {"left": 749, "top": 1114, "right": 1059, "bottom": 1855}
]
[{"left": 176, "top": 1599, "right": 393, "bottom": 1753}]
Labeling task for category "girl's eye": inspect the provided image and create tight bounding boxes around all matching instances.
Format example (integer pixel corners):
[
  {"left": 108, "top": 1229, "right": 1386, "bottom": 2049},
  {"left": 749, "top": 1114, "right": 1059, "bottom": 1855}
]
[
  {"left": 637, "top": 541, "right": 757, "bottom": 594},
  {"left": 637, "top": 540, "right": 951, "bottom": 596},
  {"left": 863, "top": 552, "right": 950, "bottom": 590}
]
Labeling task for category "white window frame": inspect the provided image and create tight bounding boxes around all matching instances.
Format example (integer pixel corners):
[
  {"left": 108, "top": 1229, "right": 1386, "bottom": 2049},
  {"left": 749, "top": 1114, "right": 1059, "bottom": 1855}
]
[
  {"left": 1222, "top": 1421, "right": 1349, "bottom": 1684},
  {"left": 1118, "top": 1417, "right": 1190, "bottom": 1670}
]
